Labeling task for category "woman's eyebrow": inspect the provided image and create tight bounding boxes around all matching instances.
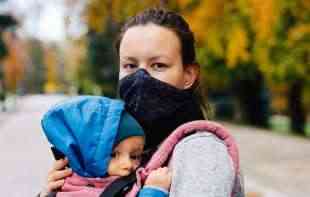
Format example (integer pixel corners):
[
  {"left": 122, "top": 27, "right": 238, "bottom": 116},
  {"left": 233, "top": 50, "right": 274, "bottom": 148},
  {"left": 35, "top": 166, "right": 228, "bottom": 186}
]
[
  {"left": 121, "top": 56, "right": 138, "bottom": 62},
  {"left": 149, "top": 55, "right": 169, "bottom": 61},
  {"left": 149, "top": 55, "right": 170, "bottom": 62}
]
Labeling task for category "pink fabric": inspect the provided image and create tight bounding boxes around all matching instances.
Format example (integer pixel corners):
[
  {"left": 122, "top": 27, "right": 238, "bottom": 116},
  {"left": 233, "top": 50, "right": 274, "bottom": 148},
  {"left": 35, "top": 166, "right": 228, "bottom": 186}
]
[
  {"left": 126, "top": 120, "right": 240, "bottom": 197},
  {"left": 57, "top": 173, "right": 119, "bottom": 197}
]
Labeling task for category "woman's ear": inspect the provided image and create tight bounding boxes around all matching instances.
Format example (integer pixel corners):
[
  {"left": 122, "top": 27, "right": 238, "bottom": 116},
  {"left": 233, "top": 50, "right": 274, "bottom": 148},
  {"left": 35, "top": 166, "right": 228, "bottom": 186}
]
[{"left": 183, "top": 64, "right": 200, "bottom": 89}]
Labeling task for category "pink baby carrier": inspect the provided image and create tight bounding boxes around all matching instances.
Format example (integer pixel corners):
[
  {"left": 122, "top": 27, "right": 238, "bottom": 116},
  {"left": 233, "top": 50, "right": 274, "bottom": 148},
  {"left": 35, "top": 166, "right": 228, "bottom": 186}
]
[
  {"left": 126, "top": 120, "right": 243, "bottom": 197},
  {"left": 56, "top": 120, "right": 243, "bottom": 197},
  {"left": 56, "top": 173, "right": 119, "bottom": 197}
]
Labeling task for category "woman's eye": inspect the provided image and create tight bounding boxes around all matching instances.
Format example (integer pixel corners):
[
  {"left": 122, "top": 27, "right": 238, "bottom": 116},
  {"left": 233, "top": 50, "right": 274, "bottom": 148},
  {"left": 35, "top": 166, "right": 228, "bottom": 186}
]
[
  {"left": 151, "top": 63, "right": 168, "bottom": 71},
  {"left": 123, "top": 64, "right": 138, "bottom": 70}
]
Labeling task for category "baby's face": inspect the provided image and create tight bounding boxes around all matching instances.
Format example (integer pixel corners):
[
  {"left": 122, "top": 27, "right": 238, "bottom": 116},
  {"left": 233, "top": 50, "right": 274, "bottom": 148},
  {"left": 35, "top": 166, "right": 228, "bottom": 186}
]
[{"left": 107, "top": 136, "right": 144, "bottom": 176}]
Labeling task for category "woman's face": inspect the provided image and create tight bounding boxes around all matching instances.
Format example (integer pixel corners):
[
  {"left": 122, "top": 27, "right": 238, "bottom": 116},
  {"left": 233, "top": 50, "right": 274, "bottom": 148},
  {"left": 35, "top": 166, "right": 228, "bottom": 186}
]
[{"left": 119, "top": 23, "right": 198, "bottom": 89}]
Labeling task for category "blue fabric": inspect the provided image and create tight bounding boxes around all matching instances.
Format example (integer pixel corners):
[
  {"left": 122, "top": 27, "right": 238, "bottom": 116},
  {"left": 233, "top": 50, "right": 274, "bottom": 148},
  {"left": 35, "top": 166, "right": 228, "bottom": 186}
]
[
  {"left": 138, "top": 187, "right": 168, "bottom": 197},
  {"left": 41, "top": 96, "right": 125, "bottom": 177},
  {"left": 115, "top": 112, "right": 144, "bottom": 146}
]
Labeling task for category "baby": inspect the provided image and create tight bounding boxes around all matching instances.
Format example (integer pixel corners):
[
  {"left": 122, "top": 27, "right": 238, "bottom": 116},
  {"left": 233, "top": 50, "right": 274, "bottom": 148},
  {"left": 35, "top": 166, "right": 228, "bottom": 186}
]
[{"left": 40, "top": 96, "right": 171, "bottom": 197}]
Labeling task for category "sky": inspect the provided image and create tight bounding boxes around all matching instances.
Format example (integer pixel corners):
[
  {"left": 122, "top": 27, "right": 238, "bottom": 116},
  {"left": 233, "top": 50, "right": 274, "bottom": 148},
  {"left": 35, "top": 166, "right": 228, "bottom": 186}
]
[{"left": 1, "top": 0, "right": 86, "bottom": 42}]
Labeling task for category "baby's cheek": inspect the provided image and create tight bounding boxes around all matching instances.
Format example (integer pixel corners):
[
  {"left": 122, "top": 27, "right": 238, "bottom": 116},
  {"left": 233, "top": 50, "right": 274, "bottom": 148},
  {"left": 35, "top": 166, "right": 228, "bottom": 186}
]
[{"left": 107, "top": 160, "right": 115, "bottom": 174}]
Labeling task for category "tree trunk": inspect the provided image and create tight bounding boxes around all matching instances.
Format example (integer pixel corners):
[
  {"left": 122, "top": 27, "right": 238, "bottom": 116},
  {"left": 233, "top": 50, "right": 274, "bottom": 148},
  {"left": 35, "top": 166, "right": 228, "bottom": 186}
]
[
  {"left": 288, "top": 79, "right": 306, "bottom": 135},
  {"left": 234, "top": 71, "right": 270, "bottom": 128},
  {"left": 0, "top": 69, "right": 6, "bottom": 112}
]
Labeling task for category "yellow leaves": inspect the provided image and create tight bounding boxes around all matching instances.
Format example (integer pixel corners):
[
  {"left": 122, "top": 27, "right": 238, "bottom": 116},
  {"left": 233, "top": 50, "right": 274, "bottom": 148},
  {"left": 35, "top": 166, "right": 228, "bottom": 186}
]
[
  {"left": 294, "top": 0, "right": 310, "bottom": 20},
  {"left": 64, "top": 39, "right": 87, "bottom": 82},
  {"left": 85, "top": 0, "right": 160, "bottom": 32},
  {"left": 269, "top": 82, "right": 288, "bottom": 113},
  {"left": 186, "top": 0, "right": 251, "bottom": 66},
  {"left": 2, "top": 31, "right": 26, "bottom": 92},
  {"left": 288, "top": 24, "right": 310, "bottom": 44},
  {"left": 254, "top": 44, "right": 271, "bottom": 73},
  {"left": 226, "top": 24, "right": 250, "bottom": 68},
  {"left": 185, "top": 0, "right": 225, "bottom": 56},
  {"left": 205, "top": 26, "right": 225, "bottom": 57},
  {"left": 177, "top": 0, "right": 193, "bottom": 9},
  {"left": 201, "top": 68, "right": 230, "bottom": 89},
  {"left": 302, "top": 0, "right": 310, "bottom": 9},
  {"left": 248, "top": 0, "right": 280, "bottom": 41},
  {"left": 237, "top": 0, "right": 250, "bottom": 15},
  {"left": 44, "top": 47, "right": 60, "bottom": 93},
  {"left": 81, "top": 0, "right": 307, "bottom": 83},
  {"left": 44, "top": 82, "right": 58, "bottom": 94},
  {"left": 111, "top": 0, "right": 151, "bottom": 22},
  {"left": 111, "top": 0, "right": 135, "bottom": 22},
  {"left": 186, "top": 0, "right": 224, "bottom": 26},
  {"left": 295, "top": 63, "right": 308, "bottom": 77},
  {"left": 84, "top": 0, "right": 109, "bottom": 32}
]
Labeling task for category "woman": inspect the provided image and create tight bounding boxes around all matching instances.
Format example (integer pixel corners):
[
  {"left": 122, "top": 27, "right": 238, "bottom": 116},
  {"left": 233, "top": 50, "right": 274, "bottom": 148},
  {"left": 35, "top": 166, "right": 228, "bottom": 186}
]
[{"left": 41, "top": 8, "right": 243, "bottom": 197}]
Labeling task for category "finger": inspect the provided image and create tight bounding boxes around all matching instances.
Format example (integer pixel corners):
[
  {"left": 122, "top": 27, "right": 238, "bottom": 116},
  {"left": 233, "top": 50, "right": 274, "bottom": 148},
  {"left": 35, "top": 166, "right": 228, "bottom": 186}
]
[
  {"left": 51, "top": 158, "right": 68, "bottom": 172},
  {"left": 47, "top": 179, "right": 65, "bottom": 192},
  {"left": 48, "top": 168, "right": 72, "bottom": 182},
  {"left": 167, "top": 171, "right": 172, "bottom": 179},
  {"left": 161, "top": 167, "right": 169, "bottom": 172},
  {"left": 156, "top": 167, "right": 169, "bottom": 173}
]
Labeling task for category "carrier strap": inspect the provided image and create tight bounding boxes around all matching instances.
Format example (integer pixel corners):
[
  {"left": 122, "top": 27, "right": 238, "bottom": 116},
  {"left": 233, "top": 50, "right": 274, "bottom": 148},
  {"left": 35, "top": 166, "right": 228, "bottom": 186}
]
[{"left": 99, "top": 173, "right": 136, "bottom": 197}]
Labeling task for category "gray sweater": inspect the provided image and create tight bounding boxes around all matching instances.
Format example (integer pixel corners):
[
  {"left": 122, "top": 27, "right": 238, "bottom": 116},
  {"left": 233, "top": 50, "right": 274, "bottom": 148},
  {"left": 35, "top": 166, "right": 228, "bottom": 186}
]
[{"left": 169, "top": 132, "right": 235, "bottom": 197}]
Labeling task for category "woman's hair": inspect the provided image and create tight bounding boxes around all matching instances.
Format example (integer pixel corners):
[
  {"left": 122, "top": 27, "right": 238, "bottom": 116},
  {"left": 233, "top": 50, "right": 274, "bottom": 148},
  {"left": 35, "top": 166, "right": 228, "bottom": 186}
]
[
  {"left": 115, "top": 7, "right": 209, "bottom": 118},
  {"left": 115, "top": 7, "right": 196, "bottom": 65}
]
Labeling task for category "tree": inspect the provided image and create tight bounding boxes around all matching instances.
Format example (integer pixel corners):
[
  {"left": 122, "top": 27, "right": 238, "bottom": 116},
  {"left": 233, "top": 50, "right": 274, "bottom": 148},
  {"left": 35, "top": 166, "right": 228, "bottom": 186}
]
[
  {"left": 43, "top": 45, "right": 62, "bottom": 93},
  {"left": 173, "top": 0, "right": 272, "bottom": 127},
  {"left": 268, "top": 0, "right": 310, "bottom": 135},
  {"left": 21, "top": 39, "right": 45, "bottom": 93},
  {"left": 0, "top": 36, "right": 7, "bottom": 59},
  {"left": 0, "top": 14, "right": 18, "bottom": 109},
  {"left": 2, "top": 31, "right": 27, "bottom": 93},
  {"left": 78, "top": 0, "right": 309, "bottom": 132},
  {"left": 174, "top": 0, "right": 308, "bottom": 131},
  {"left": 82, "top": 0, "right": 162, "bottom": 96}
]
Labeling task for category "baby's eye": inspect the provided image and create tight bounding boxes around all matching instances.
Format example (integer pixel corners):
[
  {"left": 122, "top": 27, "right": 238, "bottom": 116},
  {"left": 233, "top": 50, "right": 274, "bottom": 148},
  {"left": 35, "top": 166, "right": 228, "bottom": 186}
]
[
  {"left": 151, "top": 63, "right": 168, "bottom": 71},
  {"left": 110, "top": 152, "right": 117, "bottom": 158},
  {"left": 130, "top": 154, "right": 142, "bottom": 161}
]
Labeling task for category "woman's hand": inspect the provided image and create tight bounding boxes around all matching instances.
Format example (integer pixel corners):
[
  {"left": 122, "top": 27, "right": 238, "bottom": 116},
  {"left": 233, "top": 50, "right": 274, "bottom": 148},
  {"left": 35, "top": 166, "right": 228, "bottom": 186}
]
[
  {"left": 144, "top": 167, "right": 172, "bottom": 191},
  {"left": 40, "top": 158, "right": 72, "bottom": 197}
]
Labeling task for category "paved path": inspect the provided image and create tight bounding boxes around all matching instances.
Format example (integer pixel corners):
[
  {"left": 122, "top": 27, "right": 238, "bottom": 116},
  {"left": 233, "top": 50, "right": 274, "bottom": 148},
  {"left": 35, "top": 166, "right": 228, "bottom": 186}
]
[
  {"left": 1, "top": 95, "right": 309, "bottom": 196},
  {"left": 0, "top": 95, "right": 68, "bottom": 197},
  {"left": 223, "top": 122, "right": 310, "bottom": 197}
]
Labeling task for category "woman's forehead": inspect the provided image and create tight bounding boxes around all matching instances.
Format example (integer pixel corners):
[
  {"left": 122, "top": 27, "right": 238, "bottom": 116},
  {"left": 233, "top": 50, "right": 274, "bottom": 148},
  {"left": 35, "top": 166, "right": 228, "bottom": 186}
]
[{"left": 119, "top": 24, "right": 181, "bottom": 59}]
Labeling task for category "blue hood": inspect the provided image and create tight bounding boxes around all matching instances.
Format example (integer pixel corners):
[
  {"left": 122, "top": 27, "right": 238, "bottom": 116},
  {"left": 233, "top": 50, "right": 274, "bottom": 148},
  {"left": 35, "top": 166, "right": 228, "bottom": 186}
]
[{"left": 41, "top": 96, "right": 124, "bottom": 177}]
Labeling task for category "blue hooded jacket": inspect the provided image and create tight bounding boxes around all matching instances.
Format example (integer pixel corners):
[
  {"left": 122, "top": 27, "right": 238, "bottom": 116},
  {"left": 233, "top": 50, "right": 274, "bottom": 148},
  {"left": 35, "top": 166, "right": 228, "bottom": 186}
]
[{"left": 41, "top": 96, "right": 125, "bottom": 178}]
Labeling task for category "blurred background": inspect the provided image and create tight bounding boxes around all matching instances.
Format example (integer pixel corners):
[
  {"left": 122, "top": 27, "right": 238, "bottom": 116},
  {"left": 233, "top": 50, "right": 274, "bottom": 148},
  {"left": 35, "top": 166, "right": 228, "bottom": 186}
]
[{"left": 0, "top": 0, "right": 309, "bottom": 197}]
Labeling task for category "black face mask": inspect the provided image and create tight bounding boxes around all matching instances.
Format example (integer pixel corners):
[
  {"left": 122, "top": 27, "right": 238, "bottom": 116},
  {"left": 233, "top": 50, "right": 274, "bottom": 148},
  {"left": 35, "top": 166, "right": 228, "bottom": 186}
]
[{"left": 119, "top": 69, "right": 204, "bottom": 149}]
